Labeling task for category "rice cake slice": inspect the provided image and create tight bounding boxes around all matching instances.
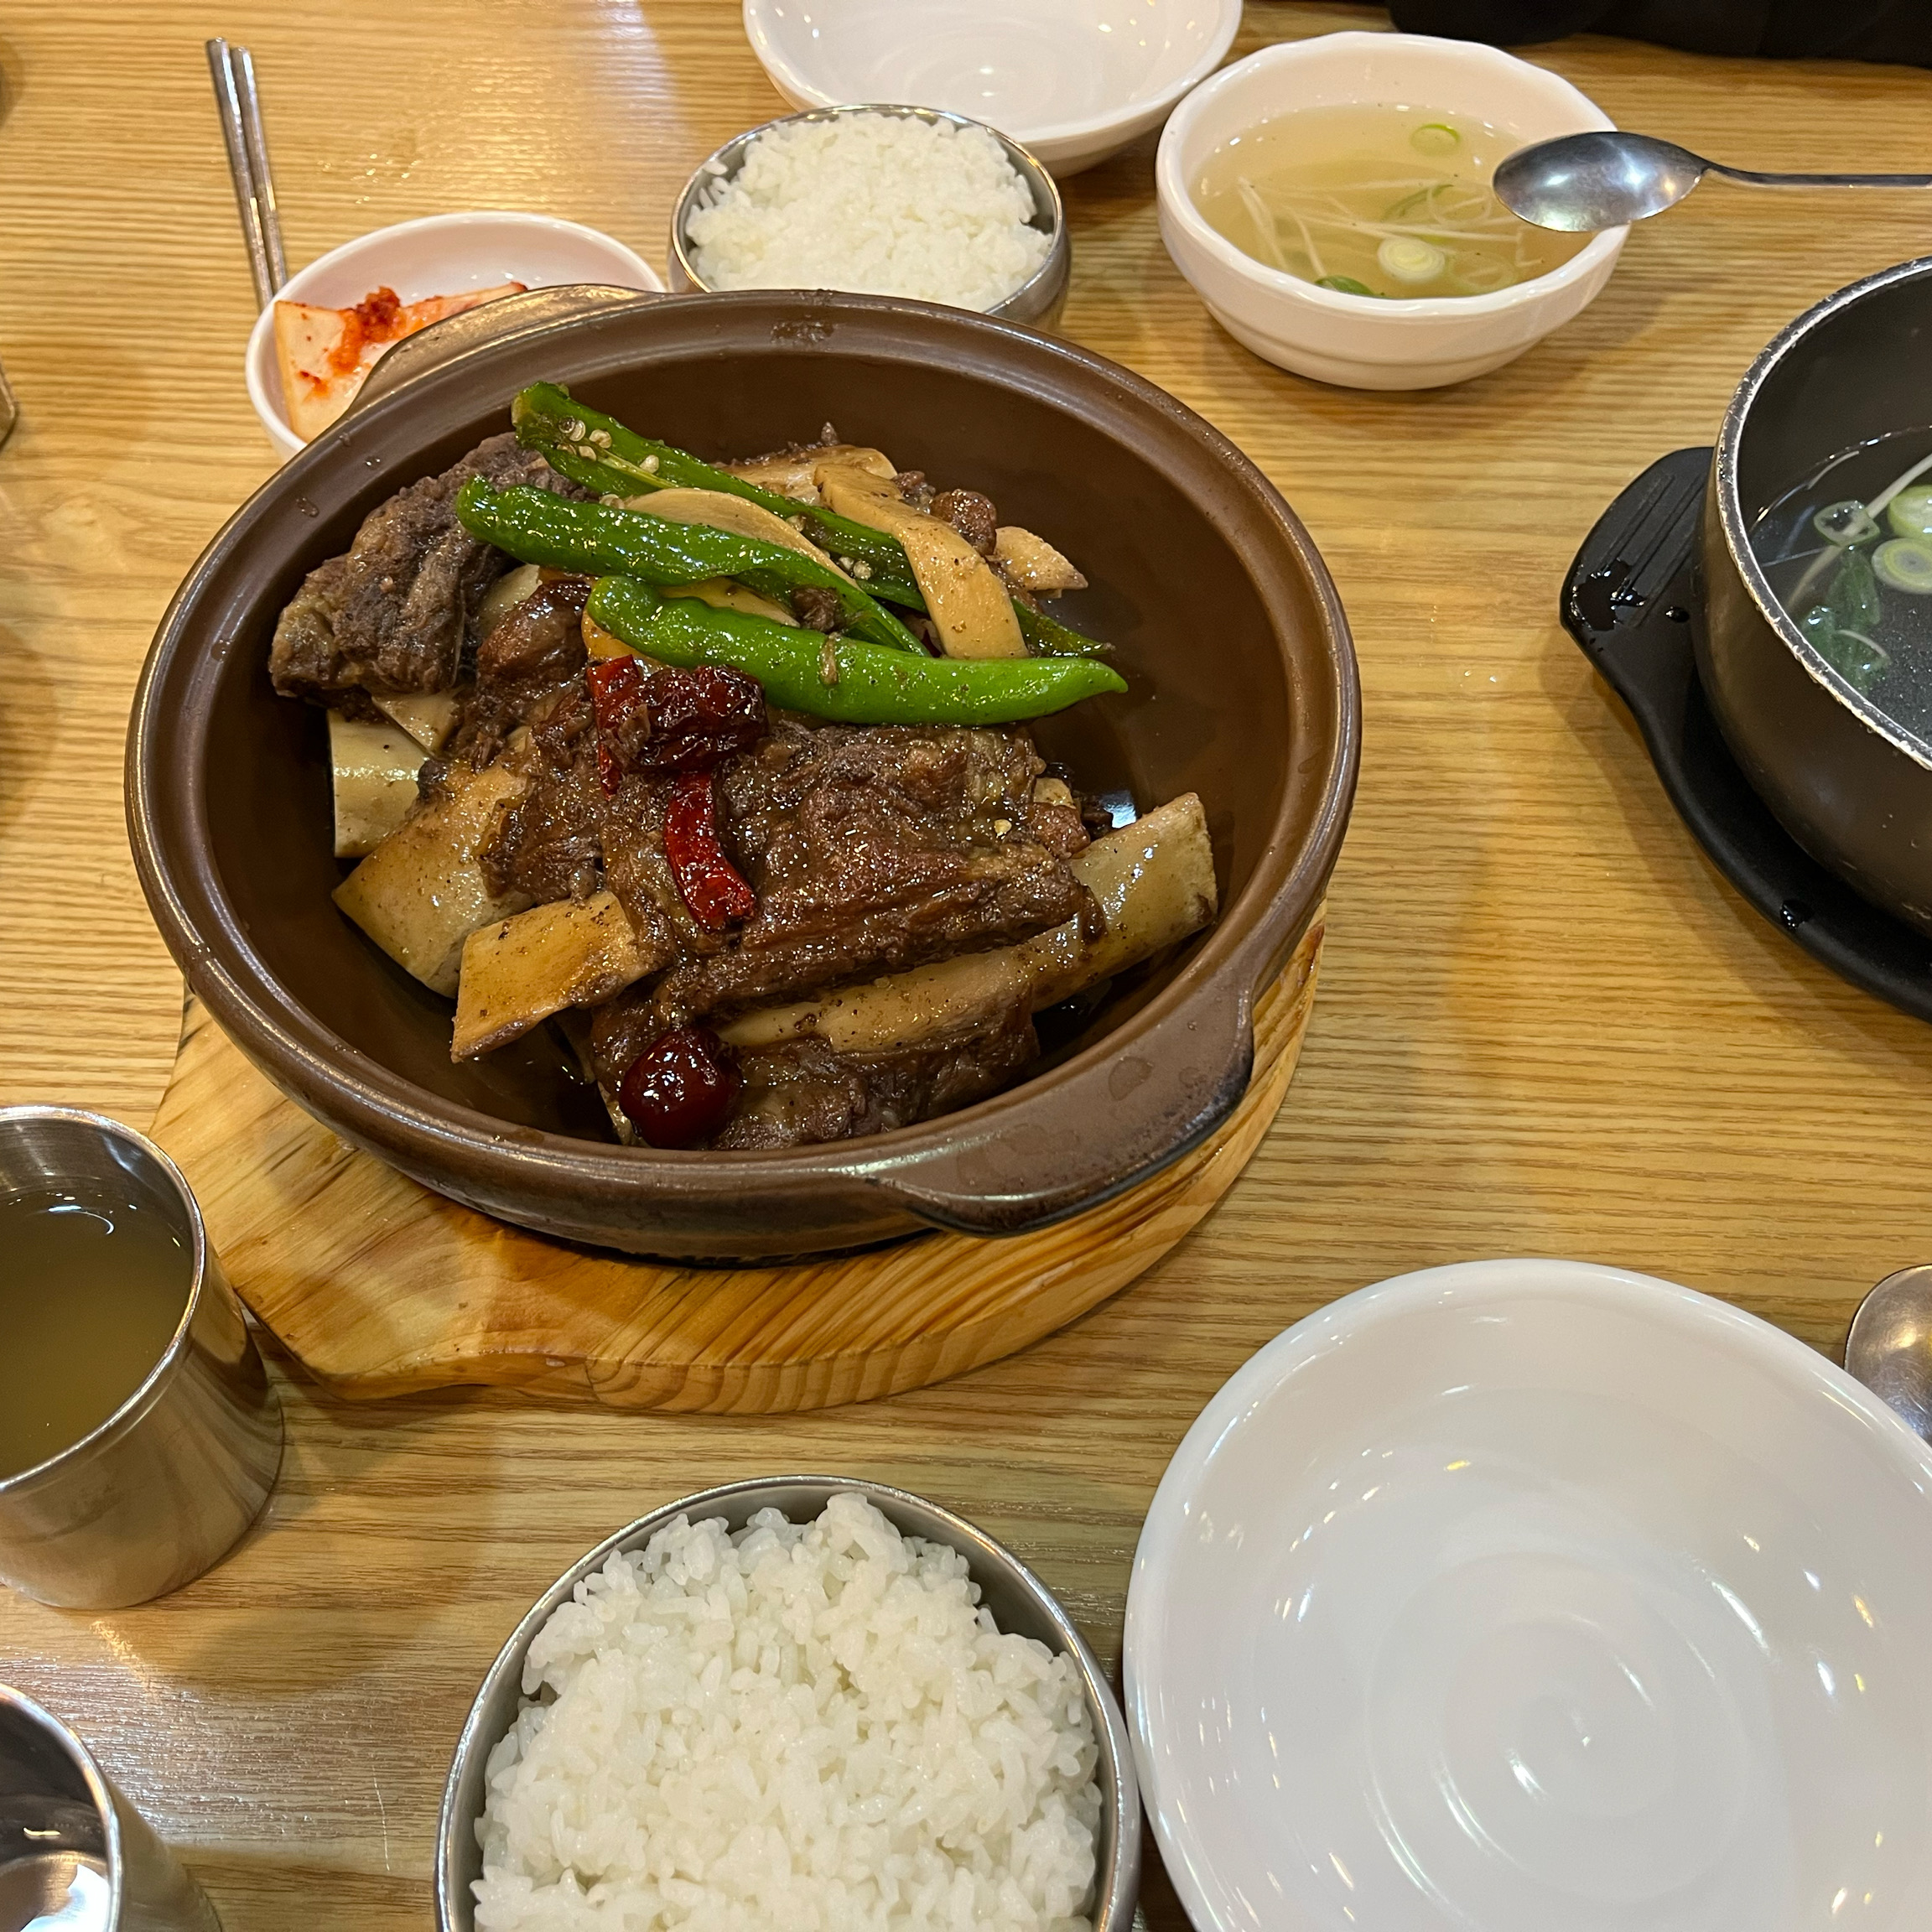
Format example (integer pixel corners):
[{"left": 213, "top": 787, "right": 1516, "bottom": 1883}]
[
  {"left": 333, "top": 761, "right": 531, "bottom": 995},
  {"left": 328, "top": 711, "right": 424, "bottom": 857},
  {"left": 452, "top": 891, "right": 662, "bottom": 1060}
]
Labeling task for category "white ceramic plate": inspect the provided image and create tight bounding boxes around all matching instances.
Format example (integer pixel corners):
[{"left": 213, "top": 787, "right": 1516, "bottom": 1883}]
[
  {"left": 1126, "top": 1259, "right": 1932, "bottom": 1930},
  {"left": 742, "top": 0, "right": 1242, "bottom": 176},
  {"left": 245, "top": 210, "right": 662, "bottom": 459}
]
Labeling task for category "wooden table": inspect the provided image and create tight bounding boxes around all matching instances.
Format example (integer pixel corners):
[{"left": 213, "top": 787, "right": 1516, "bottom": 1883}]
[{"left": 5, "top": 3, "right": 1932, "bottom": 1924}]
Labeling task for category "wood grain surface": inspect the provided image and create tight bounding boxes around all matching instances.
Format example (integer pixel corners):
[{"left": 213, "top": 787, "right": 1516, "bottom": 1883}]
[
  {"left": 5, "top": 3, "right": 1932, "bottom": 1926},
  {"left": 146, "top": 922, "right": 1320, "bottom": 1414}
]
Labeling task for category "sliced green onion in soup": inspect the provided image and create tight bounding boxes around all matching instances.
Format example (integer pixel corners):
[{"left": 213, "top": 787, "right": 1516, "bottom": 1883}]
[
  {"left": 1377, "top": 236, "right": 1447, "bottom": 284},
  {"left": 1887, "top": 485, "right": 1932, "bottom": 540},
  {"left": 1410, "top": 122, "right": 1461, "bottom": 157},
  {"left": 1815, "top": 499, "right": 1880, "bottom": 547},
  {"left": 1316, "top": 274, "right": 1383, "bottom": 297},
  {"left": 1874, "top": 537, "right": 1932, "bottom": 594}
]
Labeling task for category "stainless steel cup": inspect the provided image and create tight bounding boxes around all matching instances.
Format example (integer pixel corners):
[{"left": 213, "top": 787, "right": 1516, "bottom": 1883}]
[
  {"left": 0, "top": 1107, "right": 283, "bottom": 1608},
  {"left": 0, "top": 1684, "right": 219, "bottom": 1930}
]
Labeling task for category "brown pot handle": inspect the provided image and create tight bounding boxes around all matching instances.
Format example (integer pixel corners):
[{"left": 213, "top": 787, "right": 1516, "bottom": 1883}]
[{"left": 856, "top": 980, "right": 1257, "bottom": 1238}]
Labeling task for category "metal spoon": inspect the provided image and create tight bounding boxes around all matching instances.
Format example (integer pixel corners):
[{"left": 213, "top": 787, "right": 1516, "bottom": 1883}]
[
  {"left": 1846, "top": 1265, "right": 1932, "bottom": 1443},
  {"left": 1493, "top": 131, "right": 1932, "bottom": 234}
]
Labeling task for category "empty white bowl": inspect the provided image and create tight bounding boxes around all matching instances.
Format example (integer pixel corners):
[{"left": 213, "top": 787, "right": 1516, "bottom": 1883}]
[
  {"left": 1156, "top": 32, "right": 1627, "bottom": 389},
  {"left": 1126, "top": 1259, "right": 1932, "bottom": 1932},
  {"left": 245, "top": 211, "right": 662, "bottom": 459},
  {"left": 742, "top": 0, "right": 1243, "bottom": 176}
]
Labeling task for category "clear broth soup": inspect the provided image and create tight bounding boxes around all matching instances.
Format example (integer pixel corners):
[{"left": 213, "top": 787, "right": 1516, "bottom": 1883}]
[
  {"left": 1749, "top": 426, "right": 1932, "bottom": 744},
  {"left": 0, "top": 1183, "right": 191, "bottom": 1480},
  {"left": 1192, "top": 102, "right": 1591, "bottom": 300}
]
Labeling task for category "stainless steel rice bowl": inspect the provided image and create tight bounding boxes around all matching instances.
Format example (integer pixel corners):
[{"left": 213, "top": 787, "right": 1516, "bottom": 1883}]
[
  {"left": 437, "top": 1476, "right": 1140, "bottom": 1931},
  {"left": 668, "top": 104, "right": 1072, "bottom": 329}
]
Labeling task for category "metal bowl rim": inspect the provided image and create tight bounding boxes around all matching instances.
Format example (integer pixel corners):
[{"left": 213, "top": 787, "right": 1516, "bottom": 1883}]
[
  {"left": 0, "top": 1104, "right": 211, "bottom": 1495},
  {"left": 434, "top": 1473, "right": 1141, "bottom": 1932},
  {"left": 1713, "top": 251, "right": 1932, "bottom": 776},
  {"left": 0, "top": 1684, "right": 128, "bottom": 1916}
]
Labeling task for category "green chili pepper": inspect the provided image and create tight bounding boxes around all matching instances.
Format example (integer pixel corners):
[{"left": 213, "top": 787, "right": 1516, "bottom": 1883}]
[
  {"left": 456, "top": 479, "right": 922, "bottom": 652},
  {"left": 510, "top": 382, "right": 1113, "bottom": 658},
  {"left": 511, "top": 382, "right": 913, "bottom": 579},
  {"left": 1014, "top": 598, "right": 1114, "bottom": 658},
  {"left": 589, "top": 576, "right": 1126, "bottom": 726}
]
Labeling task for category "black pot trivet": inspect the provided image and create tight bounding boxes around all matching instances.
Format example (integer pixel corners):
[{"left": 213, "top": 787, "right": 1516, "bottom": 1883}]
[{"left": 1562, "top": 446, "right": 1932, "bottom": 1025}]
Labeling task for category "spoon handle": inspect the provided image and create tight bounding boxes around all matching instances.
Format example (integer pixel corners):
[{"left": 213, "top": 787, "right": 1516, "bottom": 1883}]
[{"left": 1709, "top": 164, "right": 1932, "bottom": 190}]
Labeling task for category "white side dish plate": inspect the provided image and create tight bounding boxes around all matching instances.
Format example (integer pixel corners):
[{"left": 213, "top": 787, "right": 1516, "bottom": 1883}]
[
  {"left": 742, "top": 0, "right": 1242, "bottom": 176},
  {"left": 245, "top": 210, "right": 662, "bottom": 459},
  {"left": 1126, "top": 1259, "right": 1932, "bottom": 1930}
]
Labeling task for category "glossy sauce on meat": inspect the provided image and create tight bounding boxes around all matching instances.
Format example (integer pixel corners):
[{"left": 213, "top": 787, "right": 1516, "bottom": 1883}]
[
  {"left": 268, "top": 434, "right": 585, "bottom": 703},
  {"left": 289, "top": 433, "right": 1126, "bottom": 1155},
  {"left": 649, "top": 719, "right": 1092, "bottom": 1022}
]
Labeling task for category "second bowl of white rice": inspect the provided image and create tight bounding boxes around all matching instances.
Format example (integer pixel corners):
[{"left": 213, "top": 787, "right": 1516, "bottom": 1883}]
[
  {"left": 436, "top": 1476, "right": 1139, "bottom": 1932},
  {"left": 668, "top": 106, "right": 1070, "bottom": 330}
]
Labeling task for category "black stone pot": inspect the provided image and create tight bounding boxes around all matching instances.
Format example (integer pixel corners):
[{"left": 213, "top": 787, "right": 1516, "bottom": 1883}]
[{"left": 1698, "top": 255, "right": 1932, "bottom": 938}]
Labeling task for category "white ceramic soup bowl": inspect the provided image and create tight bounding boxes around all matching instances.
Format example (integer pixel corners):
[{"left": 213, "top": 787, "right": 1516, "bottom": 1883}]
[
  {"left": 1125, "top": 1258, "right": 1932, "bottom": 1932},
  {"left": 1156, "top": 32, "right": 1627, "bottom": 389},
  {"left": 245, "top": 210, "right": 662, "bottom": 458},
  {"left": 743, "top": 0, "right": 1243, "bottom": 176}
]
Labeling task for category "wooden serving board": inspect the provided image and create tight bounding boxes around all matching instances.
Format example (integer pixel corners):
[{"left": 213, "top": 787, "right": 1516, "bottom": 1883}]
[{"left": 147, "top": 916, "right": 1322, "bottom": 1414}]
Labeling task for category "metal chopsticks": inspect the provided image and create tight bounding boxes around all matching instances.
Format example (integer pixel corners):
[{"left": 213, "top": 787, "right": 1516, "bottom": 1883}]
[{"left": 206, "top": 38, "right": 287, "bottom": 311}]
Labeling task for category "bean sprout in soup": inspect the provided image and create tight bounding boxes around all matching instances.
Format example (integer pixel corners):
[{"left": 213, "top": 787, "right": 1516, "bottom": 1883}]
[
  {"left": 1748, "top": 427, "right": 1932, "bottom": 740},
  {"left": 1192, "top": 104, "right": 1591, "bottom": 300}
]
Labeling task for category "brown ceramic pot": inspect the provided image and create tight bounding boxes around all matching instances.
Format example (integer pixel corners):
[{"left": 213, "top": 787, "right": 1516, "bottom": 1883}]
[{"left": 128, "top": 293, "right": 1358, "bottom": 1259}]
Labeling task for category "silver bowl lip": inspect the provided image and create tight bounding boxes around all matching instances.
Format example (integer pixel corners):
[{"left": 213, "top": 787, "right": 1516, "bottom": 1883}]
[
  {"left": 0, "top": 1684, "right": 128, "bottom": 1917},
  {"left": 435, "top": 1472, "right": 1141, "bottom": 1932},
  {"left": 1713, "top": 251, "right": 1932, "bottom": 776},
  {"left": 667, "top": 101, "right": 1069, "bottom": 324},
  {"left": 0, "top": 1104, "right": 210, "bottom": 1495}
]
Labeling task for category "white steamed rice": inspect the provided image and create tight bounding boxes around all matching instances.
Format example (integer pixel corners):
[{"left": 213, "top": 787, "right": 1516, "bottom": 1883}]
[
  {"left": 686, "top": 113, "right": 1052, "bottom": 313},
  {"left": 474, "top": 1493, "right": 1104, "bottom": 1930}
]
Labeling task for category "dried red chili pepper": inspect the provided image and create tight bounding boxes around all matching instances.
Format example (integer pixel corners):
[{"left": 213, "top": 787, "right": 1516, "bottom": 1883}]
[
  {"left": 587, "top": 658, "right": 767, "bottom": 794},
  {"left": 587, "top": 655, "right": 652, "bottom": 795},
  {"left": 618, "top": 1025, "right": 740, "bottom": 1148},
  {"left": 662, "top": 770, "right": 757, "bottom": 929},
  {"left": 641, "top": 665, "right": 766, "bottom": 771}
]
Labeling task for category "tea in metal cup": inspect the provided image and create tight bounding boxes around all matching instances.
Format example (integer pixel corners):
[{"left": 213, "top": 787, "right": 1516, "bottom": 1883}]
[
  {"left": 0, "top": 1684, "right": 219, "bottom": 1930},
  {"left": 0, "top": 1107, "right": 283, "bottom": 1608}
]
